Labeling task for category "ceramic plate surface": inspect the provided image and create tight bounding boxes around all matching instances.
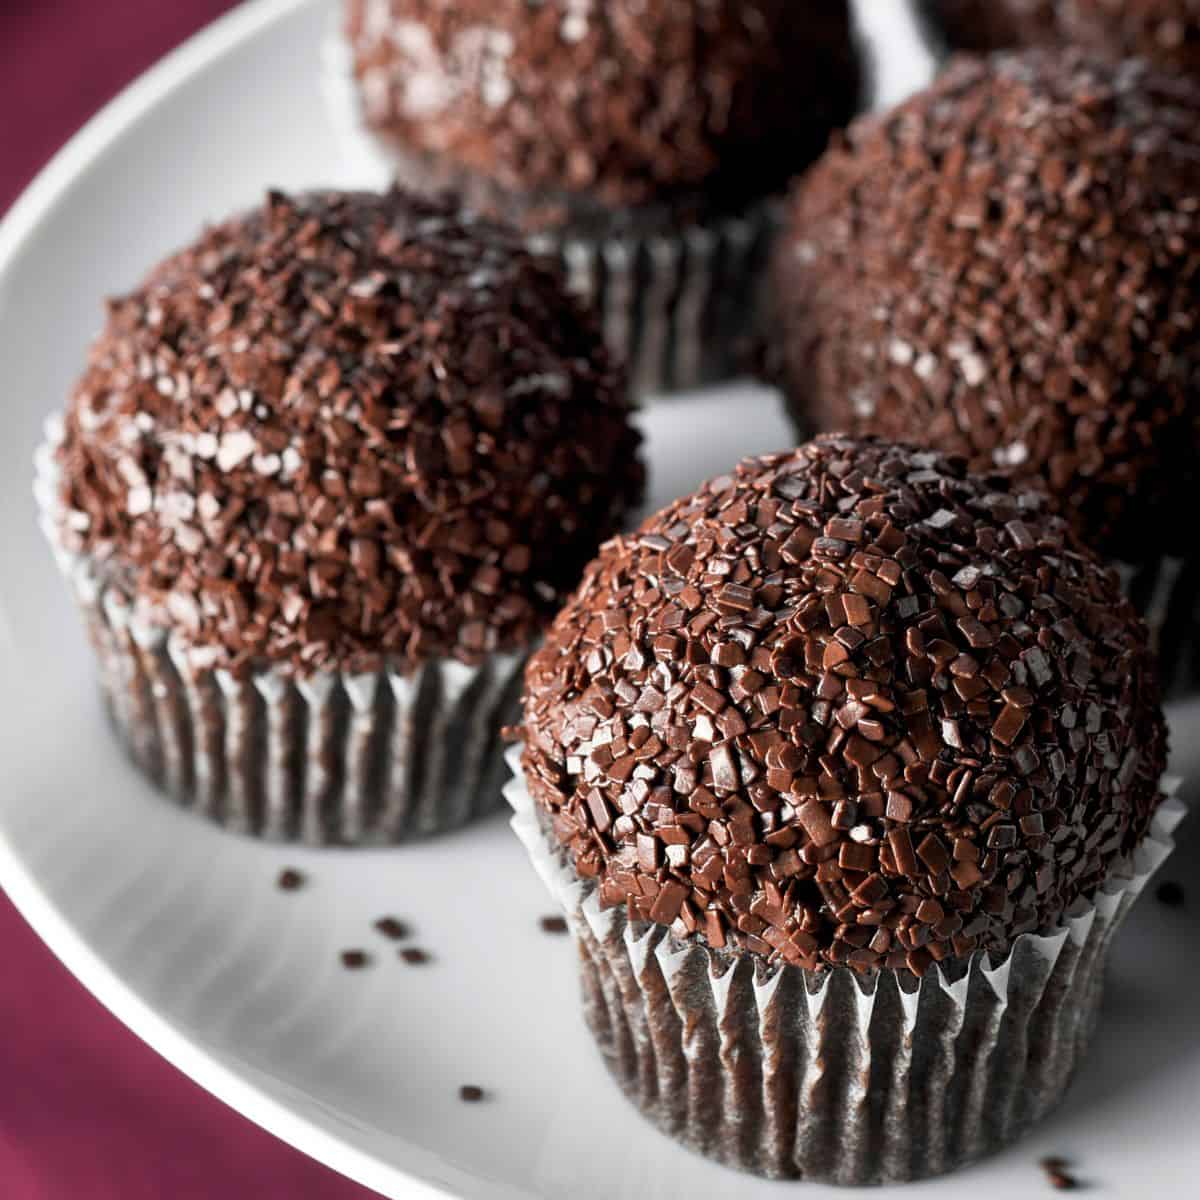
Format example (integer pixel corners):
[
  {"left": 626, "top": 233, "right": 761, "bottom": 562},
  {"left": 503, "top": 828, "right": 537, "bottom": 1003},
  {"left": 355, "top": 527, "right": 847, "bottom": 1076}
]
[{"left": 1, "top": 2, "right": 1198, "bottom": 1198}]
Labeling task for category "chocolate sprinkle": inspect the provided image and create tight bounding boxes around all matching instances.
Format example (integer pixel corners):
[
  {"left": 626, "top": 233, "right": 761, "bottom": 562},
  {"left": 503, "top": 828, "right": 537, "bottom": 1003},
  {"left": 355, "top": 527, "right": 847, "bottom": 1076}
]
[
  {"left": 458, "top": 1085, "right": 485, "bottom": 1103},
  {"left": 772, "top": 50, "right": 1200, "bottom": 561},
  {"left": 400, "top": 947, "right": 431, "bottom": 965},
  {"left": 55, "top": 188, "right": 643, "bottom": 677},
  {"left": 345, "top": 1, "right": 861, "bottom": 224},
  {"left": 373, "top": 917, "right": 410, "bottom": 940},
  {"left": 276, "top": 868, "right": 305, "bottom": 891},
  {"left": 521, "top": 436, "right": 1167, "bottom": 975},
  {"left": 1040, "top": 1157, "right": 1082, "bottom": 1190},
  {"left": 539, "top": 915, "right": 569, "bottom": 935},
  {"left": 1155, "top": 879, "right": 1185, "bottom": 907},
  {"left": 340, "top": 950, "right": 370, "bottom": 969}
]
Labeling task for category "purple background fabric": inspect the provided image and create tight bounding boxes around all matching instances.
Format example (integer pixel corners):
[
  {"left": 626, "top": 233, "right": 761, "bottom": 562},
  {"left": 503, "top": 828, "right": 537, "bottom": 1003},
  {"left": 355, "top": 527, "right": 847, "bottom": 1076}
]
[{"left": 1, "top": 4, "right": 373, "bottom": 1196}]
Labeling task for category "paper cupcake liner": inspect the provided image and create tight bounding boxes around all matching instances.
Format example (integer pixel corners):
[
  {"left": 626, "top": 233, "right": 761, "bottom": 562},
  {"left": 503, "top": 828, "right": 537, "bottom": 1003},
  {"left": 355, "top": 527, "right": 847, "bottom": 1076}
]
[
  {"left": 320, "top": 29, "right": 775, "bottom": 398},
  {"left": 34, "top": 433, "right": 524, "bottom": 845},
  {"left": 503, "top": 745, "right": 1184, "bottom": 1185}
]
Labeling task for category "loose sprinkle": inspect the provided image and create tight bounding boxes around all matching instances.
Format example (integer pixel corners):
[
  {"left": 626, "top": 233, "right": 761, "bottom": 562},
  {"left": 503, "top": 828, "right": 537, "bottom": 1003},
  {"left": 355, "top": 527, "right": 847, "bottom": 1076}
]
[
  {"left": 373, "top": 917, "right": 411, "bottom": 941},
  {"left": 539, "top": 915, "right": 569, "bottom": 934},
  {"left": 400, "top": 947, "right": 431, "bottom": 965},
  {"left": 458, "top": 1085, "right": 485, "bottom": 1103},
  {"left": 1156, "top": 880, "right": 1185, "bottom": 908},
  {"left": 340, "top": 950, "right": 370, "bottom": 970},
  {"left": 277, "top": 868, "right": 305, "bottom": 891},
  {"left": 1040, "top": 1157, "right": 1081, "bottom": 1191}
]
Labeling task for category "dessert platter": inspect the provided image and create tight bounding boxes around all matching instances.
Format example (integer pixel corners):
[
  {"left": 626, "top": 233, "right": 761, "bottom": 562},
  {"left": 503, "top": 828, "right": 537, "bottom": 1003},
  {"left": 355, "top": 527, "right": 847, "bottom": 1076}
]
[{"left": 1, "top": 1, "right": 1198, "bottom": 1197}]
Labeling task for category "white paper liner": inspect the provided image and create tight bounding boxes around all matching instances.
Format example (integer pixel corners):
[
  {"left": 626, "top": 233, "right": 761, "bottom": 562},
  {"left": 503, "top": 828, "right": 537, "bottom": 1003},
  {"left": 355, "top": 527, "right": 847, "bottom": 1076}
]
[
  {"left": 503, "top": 744, "right": 1185, "bottom": 1184},
  {"left": 34, "top": 430, "right": 524, "bottom": 845},
  {"left": 320, "top": 27, "right": 776, "bottom": 399}
]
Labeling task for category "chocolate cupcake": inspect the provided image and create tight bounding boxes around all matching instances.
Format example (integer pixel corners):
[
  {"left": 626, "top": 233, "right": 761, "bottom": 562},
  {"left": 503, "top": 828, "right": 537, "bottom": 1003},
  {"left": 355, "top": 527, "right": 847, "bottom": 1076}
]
[
  {"left": 507, "top": 436, "right": 1180, "bottom": 1184},
  {"left": 771, "top": 50, "right": 1200, "bottom": 691},
  {"left": 326, "top": 0, "right": 862, "bottom": 396},
  {"left": 36, "top": 187, "right": 643, "bottom": 844},
  {"left": 923, "top": 0, "right": 1200, "bottom": 73}
]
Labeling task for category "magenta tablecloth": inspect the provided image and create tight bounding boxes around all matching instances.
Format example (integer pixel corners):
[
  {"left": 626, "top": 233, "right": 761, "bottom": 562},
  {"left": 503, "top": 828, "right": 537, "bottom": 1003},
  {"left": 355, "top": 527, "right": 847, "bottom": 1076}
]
[{"left": 1, "top": 4, "right": 374, "bottom": 1197}]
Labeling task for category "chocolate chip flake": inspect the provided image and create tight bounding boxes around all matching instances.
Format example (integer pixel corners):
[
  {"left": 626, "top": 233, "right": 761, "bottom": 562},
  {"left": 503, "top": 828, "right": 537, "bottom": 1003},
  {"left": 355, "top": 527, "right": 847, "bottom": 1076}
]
[
  {"left": 373, "top": 917, "right": 410, "bottom": 941},
  {"left": 277, "top": 868, "right": 305, "bottom": 892},
  {"left": 519, "top": 435, "right": 1166, "bottom": 976},
  {"left": 458, "top": 1085, "right": 486, "bottom": 1103},
  {"left": 1039, "top": 1157, "right": 1082, "bottom": 1191},
  {"left": 539, "top": 915, "right": 569, "bottom": 934},
  {"left": 340, "top": 950, "right": 370, "bottom": 969}
]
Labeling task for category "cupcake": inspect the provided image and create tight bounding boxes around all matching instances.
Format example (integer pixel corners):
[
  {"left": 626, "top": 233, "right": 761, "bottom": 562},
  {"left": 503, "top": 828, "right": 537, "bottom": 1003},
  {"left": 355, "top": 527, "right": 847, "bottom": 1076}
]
[
  {"left": 328, "top": 0, "right": 863, "bottom": 396},
  {"left": 771, "top": 50, "right": 1200, "bottom": 691},
  {"left": 923, "top": 0, "right": 1200, "bottom": 73},
  {"left": 37, "top": 187, "right": 643, "bottom": 844},
  {"left": 508, "top": 435, "right": 1179, "bottom": 1184}
]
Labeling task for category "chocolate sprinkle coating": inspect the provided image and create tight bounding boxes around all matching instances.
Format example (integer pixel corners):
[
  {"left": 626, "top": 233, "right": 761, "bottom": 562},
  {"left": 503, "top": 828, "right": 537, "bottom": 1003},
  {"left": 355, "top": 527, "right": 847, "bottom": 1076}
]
[
  {"left": 56, "top": 189, "right": 643, "bottom": 676},
  {"left": 772, "top": 50, "right": 1200, "bottom": 560},
  {"left": 926, "top": 0, "right": 1200, "bottom": 73},
  {"left": 345, "top": 0, "right": 861, "bottom": 223},
  {"left": 373, "top": 916, "right": 411, "bottom": 940},
  {"left": 521, "top": 436, "right": 1166, "bottom": 975}
]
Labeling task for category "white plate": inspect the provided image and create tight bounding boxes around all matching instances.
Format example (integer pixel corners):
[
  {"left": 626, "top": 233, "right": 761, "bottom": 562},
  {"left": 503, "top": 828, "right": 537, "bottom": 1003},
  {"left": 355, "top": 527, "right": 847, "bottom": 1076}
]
[{"left": 0, "top": 2, "right": 1198, "bottom": 1198}]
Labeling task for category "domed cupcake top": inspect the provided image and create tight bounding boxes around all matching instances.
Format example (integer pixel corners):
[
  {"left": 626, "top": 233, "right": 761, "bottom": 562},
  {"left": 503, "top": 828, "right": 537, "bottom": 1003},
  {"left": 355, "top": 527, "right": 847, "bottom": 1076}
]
[
  {"left": 345, "top": 0, "right": 861, "bottom": 218},
  {"left": 56, "top": 188, "right": 643, "bottom": 675},
  {"left": 521, "top": 436, "right": 1166, "bottom": 975},
  {"left": 773, "top": 49, "right": 1200, "bottom": 560}
]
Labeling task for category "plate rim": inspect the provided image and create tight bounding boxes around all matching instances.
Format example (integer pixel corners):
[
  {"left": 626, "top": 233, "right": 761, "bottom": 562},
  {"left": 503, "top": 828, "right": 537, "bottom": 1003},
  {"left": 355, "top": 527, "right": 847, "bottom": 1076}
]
[{"left": 0, "top": 2, "right": 453, "bottom": 1196}]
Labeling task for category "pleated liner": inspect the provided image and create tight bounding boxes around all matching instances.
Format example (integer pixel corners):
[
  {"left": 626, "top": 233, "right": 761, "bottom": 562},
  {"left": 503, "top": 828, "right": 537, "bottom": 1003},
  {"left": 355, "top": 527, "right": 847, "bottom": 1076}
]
[
  {"left": 320, "top": 30, "right": 775, "bottom": 399},
  {"left": 34, "top": 436, "right": 524, "bottom": 845},
  {"left": 504, "top": 745, "right": 1185, "bottom": 1185}
]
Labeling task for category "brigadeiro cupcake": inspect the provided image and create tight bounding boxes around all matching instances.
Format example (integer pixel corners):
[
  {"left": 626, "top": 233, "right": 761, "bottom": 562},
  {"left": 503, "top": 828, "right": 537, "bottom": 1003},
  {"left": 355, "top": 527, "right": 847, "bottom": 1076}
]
[
  {"left": 506, "top": 435, "right": 1181, "bottom": 1184},
  {"left": 922, "top": 0, "right": 1200, "bottom": 73},
  {"left": 35, "top": 187, "right": 643, "bottom": 844},
  {"left": 771, "top": 49, "right": 1200, "bottom": 691},
  {"left": 325, "top": 0, "right": 862, "bottom": 397}
]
